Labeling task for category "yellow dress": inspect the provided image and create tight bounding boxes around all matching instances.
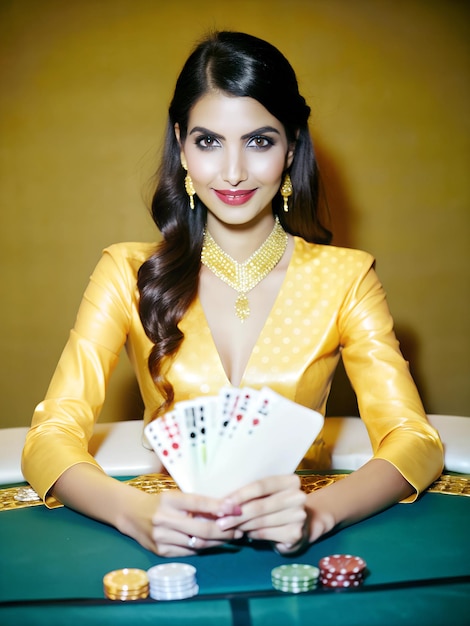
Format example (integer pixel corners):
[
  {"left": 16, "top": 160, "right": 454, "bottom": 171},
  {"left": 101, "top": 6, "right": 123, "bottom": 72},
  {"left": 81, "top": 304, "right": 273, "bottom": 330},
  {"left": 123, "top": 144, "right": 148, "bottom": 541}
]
[{"left": 22, "top": 239, "right": 443, "bottom": 504}]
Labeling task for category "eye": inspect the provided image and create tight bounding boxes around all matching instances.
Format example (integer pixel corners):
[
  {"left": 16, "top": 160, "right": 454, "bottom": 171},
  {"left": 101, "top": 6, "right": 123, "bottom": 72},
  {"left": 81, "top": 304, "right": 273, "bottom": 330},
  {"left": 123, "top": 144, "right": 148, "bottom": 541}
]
[
  {"left": 247, "top": 135, "right": 274, "bottom": 150},
  {"left": 194, "top": 135, "right": 220, "bottom": 150}
]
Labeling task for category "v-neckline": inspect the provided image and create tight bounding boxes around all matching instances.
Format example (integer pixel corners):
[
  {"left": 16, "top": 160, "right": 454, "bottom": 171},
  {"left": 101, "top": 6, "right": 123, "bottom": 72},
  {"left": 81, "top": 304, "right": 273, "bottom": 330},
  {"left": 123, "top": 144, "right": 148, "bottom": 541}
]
[{"left": 193, "top": 237, "right": 298, "bottom": 387}]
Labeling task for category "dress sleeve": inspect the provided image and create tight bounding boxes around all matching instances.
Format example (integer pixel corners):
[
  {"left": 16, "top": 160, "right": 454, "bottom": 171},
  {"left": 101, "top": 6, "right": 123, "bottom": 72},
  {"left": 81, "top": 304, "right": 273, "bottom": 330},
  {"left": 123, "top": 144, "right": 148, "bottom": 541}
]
[
  {"left": 338, "top": 261, "right": 444, "bottom": 500},
  {"left": 21, "top": 245, "right": 135, "bottom": 505}
]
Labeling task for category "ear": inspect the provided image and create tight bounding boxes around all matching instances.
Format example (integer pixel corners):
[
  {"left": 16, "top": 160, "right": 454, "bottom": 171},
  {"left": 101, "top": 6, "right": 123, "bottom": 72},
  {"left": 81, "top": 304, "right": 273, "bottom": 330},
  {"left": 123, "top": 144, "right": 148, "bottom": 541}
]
[
  {"left": 174, "top": 123, "right": 181, "bottom": 145},
  {"left": 286, "top": 131, "right": 298, "bottom": 168},
  {"left": 174, "top": 123, "right": 187, "bottom": 169},
  {"left": 286, "top": 143, "right": 295, "bottom": 169},
  {"left": 286, "top": 131, "right": 299, "bottom": 170}
]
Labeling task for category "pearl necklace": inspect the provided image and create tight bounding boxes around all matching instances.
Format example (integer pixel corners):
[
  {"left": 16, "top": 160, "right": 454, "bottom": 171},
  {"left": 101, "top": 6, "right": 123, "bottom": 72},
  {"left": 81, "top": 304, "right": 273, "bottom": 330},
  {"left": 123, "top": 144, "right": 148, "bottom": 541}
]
[{"left": 201, "top": 217, "right": 288, "bottom": 322}]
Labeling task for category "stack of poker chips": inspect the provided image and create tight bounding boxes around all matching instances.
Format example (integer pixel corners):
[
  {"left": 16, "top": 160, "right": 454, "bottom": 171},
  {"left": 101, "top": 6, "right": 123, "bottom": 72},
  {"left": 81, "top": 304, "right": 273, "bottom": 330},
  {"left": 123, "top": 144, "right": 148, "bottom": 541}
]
[
  {"left": 103, "top": 568, "right": 149, "bottom": 601},
  {"left": 271, "top": 564, "right": 320, "bottom": 593},
  {"left": 318, "top": 554, "right": 367, "bottom": 588},
  {"left": 147, "top": 563, "right": 199, "bottom": 601}
]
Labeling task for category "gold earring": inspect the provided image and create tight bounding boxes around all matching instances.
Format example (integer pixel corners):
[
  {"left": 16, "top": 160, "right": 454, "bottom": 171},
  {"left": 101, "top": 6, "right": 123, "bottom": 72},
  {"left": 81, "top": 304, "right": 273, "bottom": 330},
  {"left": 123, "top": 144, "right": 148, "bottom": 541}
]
[
  {"left": 184, "top": 172, "right": 196, "bottom": 210},
  {"left": 181, "top": 157, "right": 195, "bottom": 210},
  {"left": 280, "top": 173, "right": 293, "bottom": 212}
]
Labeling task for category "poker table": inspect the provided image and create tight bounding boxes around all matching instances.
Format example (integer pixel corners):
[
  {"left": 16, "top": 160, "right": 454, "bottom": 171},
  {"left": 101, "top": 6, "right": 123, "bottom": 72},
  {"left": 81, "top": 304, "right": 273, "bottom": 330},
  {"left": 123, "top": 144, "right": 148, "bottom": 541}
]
[{"left": 1, "top": 473, "right": 469, "bottom": 626}]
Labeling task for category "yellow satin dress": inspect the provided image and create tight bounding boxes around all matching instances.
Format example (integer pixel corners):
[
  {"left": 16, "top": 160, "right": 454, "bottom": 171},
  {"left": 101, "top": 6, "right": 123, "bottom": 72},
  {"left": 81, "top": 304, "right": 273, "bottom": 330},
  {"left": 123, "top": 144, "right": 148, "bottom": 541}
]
[{"left": 22, "top": 239, "right": 443, "bottom": 504}]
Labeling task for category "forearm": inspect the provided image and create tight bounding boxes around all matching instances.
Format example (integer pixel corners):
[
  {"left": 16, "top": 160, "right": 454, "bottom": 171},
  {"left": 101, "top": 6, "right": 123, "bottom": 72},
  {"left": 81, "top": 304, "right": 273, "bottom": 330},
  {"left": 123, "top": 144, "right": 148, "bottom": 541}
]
[
  {"left": 51, "top": 463, "right": 151, "bottom": 535},
  {"left": 306, "top": 458, "right": 414, "bottom": 542},
  {"left": 51, "top": 464, "right": 242, "bottom": 555}
]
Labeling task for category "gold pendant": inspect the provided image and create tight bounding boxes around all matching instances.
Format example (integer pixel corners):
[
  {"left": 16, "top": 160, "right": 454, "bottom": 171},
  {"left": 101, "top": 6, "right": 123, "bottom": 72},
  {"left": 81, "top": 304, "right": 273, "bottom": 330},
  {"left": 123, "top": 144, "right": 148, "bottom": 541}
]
[{"left": 235, "top": 294, "right": 250, "bottom": 322}]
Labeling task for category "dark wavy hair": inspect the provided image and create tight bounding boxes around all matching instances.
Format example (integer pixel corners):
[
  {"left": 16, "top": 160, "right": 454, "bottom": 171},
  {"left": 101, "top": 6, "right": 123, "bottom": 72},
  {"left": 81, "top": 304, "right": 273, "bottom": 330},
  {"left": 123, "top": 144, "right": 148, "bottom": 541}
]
[{"left": 138, "top": 31, "right": 332, "bottom": 417}]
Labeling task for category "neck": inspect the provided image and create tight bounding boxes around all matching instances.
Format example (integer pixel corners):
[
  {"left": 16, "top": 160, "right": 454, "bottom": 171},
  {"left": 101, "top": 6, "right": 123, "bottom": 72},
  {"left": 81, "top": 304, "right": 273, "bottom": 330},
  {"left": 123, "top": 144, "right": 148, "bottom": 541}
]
[{"left": 205, "top": 213, "right": 277, "bottom": 262}]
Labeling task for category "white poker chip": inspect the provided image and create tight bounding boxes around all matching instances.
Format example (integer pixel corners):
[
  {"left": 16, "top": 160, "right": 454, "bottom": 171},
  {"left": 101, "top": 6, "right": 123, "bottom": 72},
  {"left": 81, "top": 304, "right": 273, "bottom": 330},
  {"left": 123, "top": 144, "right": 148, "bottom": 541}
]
[
  {"left": 149, "top": 583, "right": 196, "bottom": 595},
  {"left": 147, "top": 563, "right": 198, "bottom": 601},
  {"left": 150, "top": 585, "right": 199, "bottom": 601},
  {"left": 147, "top": 563, "right": 196, "bottom": 581}
]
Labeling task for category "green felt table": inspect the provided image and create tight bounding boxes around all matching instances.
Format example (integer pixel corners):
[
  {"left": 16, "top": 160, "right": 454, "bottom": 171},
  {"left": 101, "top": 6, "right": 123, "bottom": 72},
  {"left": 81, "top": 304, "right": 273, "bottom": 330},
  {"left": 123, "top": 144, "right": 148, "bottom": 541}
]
[{"left": 1, "top": 479, "right": 469, "bottom": 626}]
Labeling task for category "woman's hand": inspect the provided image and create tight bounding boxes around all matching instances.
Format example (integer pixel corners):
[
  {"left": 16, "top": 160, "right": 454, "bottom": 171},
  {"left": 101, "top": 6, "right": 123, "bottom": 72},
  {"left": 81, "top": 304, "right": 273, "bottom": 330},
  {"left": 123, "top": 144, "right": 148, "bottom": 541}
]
[
  {"left": 52, "top": 464, "right": 243, "bottom": 558},
  {"left": 123, "top": 459, "right": 415, "bottom": 557},
  {"left": 146, "top": 490, "right": 244, "bottom": 557},
  {"left": 216, "top": 474, "right": 310, "bottom": 554}
]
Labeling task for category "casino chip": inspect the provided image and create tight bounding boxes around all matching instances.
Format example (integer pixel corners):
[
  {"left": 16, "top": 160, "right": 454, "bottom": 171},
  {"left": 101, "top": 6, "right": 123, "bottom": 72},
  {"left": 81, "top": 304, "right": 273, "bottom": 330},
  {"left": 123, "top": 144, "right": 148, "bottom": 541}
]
[
  {"left": 147, "top": 563, "right": 198, "bottom": 601},
  {"left": 103, "top": 568, "right": 149, "bottom": 601},
  {"left": 318, "top": 554, "right": 367, "bottom": 588},
  {"left": 271, "top": 564, "right": 320, "bottom": 594}
]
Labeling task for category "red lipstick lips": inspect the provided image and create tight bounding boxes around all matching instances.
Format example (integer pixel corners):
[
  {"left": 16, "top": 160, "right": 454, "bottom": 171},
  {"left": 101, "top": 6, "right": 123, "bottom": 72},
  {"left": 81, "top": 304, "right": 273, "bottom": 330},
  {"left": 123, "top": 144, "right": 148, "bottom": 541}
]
[{"left": 213, "top": 189, "right": 257, "bottom": 206}]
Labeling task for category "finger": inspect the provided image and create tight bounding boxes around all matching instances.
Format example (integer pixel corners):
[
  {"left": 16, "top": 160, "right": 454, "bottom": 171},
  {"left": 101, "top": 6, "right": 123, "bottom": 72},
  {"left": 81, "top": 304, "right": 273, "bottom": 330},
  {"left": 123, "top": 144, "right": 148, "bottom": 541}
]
[
  {"left": 153, "top": 501, "right": 243, "bottom": 543},
  {"left": 151, "top": 526, "right": 231, "bottom": 557},
  {"left": 242, "top": 487, "right": 306, "bottom": 521},
  {"left": 155, "top": 490, "right": 221, "bottom": 516},
  {"left": 246, "top": 521, "right": 306, "bottom": 546},
  {"left": 272, "top": 518, "right": 311, "bottom": 555},
  {"left": 225, "top": 474, "right": 302, "bottom": 507},
  {"left": 246, "top": 509, "right": 310, "bottom": 549},
  {"left": 189, "top": 516, "right": 243, "bottom": 542},
  {"left": 157, "top": 490, "right": 242, "bottom": 520},
  {"left": 217, "top": 488, "right": 306, "bottom": 531},
  {"left": 234, "top": 505, "right": 307, "bottom": 534},
  {"left": 153, "top": 537, "right": 228, "bottom": 557}
]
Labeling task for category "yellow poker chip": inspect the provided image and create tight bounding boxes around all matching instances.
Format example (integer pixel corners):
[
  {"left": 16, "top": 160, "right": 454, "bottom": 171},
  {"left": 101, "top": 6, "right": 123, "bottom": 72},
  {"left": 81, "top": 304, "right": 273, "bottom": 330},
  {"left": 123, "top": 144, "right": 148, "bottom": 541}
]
[
  {"left": 103, "top": 568, "right": 149, "bottom": 600},
  {"left": 104, "top": 568, "right": 149, "bottom": 590},
  {"left": 105, "top": 588, "right": 149, "bottom": 601}
]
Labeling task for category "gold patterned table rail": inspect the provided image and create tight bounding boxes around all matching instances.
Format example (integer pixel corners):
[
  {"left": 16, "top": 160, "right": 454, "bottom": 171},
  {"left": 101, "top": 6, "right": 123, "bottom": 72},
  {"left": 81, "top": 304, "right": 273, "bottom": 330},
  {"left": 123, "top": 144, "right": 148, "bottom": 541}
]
[{"left": 0, "top": 473, "right": 469, "bottom": 512}]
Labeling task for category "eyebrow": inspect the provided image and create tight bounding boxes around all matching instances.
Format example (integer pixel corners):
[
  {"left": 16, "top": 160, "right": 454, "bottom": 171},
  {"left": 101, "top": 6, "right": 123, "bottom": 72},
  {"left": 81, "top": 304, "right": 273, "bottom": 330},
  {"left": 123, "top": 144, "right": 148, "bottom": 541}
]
[{"left": 189, "top": 125, "right": 281, "bottom": 140}]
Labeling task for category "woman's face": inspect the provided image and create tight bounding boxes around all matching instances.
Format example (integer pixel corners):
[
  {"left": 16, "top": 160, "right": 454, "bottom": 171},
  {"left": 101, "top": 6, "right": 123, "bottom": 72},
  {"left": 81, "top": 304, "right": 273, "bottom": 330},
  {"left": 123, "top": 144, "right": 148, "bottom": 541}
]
[{"left": 176, "top": 93, "right": 294, "bottom": 228}]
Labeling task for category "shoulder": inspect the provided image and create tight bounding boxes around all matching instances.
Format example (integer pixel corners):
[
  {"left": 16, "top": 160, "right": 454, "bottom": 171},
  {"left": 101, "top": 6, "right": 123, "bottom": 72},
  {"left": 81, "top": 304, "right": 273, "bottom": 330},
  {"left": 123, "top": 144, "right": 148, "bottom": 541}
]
[
  {"left": 103, "top": 241, "right": 157, "bottom": 263},
  {"left": 97, "top": 242, "right": 157, "bottom": 273},
  {"left": 87, "top": 242, "right": 157, "bottom": 290},
  {"left": 292, "top": 238, "right": 375, "bottom": 275}
]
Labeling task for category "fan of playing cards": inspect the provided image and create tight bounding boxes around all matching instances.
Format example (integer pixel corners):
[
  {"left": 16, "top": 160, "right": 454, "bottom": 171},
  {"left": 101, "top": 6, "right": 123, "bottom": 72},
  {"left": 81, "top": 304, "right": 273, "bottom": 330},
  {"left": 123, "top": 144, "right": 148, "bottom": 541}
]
[{"left": 144, "top": 386, "right": 324, "bottom": 497}]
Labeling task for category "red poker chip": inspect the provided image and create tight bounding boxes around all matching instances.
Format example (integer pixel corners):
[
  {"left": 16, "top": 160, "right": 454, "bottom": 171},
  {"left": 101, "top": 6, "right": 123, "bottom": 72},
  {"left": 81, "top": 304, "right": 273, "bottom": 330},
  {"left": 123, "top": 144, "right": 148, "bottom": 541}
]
[
  {"left": 320, "top": 576, "right": 363, "bottom": 588},
  {"left": 318, "top": 554, "right": 366, "bottom": 575},
  {"left": 322, "top": 571, "right": 364, "bottom": 582}
]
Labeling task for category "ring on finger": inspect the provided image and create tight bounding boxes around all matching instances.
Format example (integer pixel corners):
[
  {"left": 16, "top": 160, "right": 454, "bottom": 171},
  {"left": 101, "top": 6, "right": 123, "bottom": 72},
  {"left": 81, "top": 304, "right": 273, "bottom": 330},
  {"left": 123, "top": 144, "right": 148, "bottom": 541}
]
[{"left": 188, "top": 535, "right": 198, "bottom": 549}]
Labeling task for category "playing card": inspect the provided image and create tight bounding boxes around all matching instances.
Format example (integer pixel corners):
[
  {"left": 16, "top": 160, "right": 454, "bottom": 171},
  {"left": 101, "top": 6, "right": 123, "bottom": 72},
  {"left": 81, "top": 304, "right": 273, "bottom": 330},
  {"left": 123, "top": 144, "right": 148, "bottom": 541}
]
[
  {"left": 144, "top": 411, "right": 195, "bottom": 492},
  {"left": 234, "top": 386, "right": 277, "bottom": 437},
  {"left": 144, "top": 387, "right": 324, "bottom": 497},
  {"left": 219, "top": 387, "right": 259, "bottom": 440},
  {"left": 201, "top": 387, "right": 322, "bottom": 496},
  {"left": 215, "top": 387, "right": 241, "bottom": 437},
  {"left": 173, "top": 396, "right": 217, "bottom": 469}
]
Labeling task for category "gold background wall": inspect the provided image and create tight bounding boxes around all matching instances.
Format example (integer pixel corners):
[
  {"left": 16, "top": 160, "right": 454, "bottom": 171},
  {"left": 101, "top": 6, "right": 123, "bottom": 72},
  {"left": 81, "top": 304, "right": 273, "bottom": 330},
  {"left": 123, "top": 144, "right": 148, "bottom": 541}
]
[{"left": 1, "top": 0, "right": 469, "bottom": 428}]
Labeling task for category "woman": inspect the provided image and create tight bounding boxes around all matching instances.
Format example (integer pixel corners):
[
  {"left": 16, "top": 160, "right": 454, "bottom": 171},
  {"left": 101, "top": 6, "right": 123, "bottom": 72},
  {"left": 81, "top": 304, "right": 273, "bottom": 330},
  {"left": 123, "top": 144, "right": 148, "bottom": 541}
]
[{"left": 22, "top": 31, "right": 443, "bottom": 557}]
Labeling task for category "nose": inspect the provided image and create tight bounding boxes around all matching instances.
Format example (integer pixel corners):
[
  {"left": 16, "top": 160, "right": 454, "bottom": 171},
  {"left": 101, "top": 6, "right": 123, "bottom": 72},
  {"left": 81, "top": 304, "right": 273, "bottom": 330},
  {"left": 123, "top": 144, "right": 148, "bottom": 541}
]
[{"left": 222, "top": 147, "right": 247, "bottom": 186}]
